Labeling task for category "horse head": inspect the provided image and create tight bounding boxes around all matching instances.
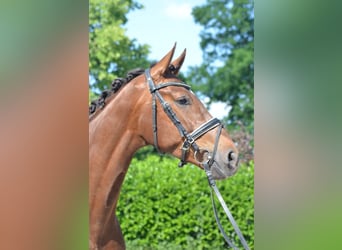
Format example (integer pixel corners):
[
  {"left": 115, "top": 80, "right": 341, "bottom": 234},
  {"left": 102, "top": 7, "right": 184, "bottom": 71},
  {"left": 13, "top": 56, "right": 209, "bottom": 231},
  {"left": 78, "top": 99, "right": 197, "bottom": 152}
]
[{"left": 133, "top": 44, "right": 239, "bottom": 179}]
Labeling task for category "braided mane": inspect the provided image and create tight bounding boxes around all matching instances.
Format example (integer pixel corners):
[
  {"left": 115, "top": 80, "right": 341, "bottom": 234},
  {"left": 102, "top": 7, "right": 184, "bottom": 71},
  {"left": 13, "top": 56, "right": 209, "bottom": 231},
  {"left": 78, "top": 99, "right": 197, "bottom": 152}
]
[
  {"left": 89, "top": 68, "right": 145, "bottom": 118},
  {"left": 89, "top": 64, "right": 179, "bottom": 120}
]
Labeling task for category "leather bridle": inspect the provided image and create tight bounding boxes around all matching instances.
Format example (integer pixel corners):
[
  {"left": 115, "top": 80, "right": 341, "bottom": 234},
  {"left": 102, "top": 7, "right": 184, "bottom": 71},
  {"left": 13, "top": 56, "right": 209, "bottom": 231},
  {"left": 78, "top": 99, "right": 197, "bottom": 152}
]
[
  {"left": 145, "top": 68, "right": 250, "bottom": 250},
  {"left": 146, "top": 68, "right": 222, "bottom": 167}
]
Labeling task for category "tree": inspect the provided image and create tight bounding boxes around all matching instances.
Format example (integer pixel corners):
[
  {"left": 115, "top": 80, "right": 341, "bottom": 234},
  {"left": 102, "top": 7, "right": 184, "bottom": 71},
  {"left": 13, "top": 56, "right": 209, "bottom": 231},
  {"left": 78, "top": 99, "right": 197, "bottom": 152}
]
[
  {"left": 188, "top": 0, "right": 254, "bottom": 130},
  {"left": 89, "top": 0, "right": 150, "bottom": 95}
]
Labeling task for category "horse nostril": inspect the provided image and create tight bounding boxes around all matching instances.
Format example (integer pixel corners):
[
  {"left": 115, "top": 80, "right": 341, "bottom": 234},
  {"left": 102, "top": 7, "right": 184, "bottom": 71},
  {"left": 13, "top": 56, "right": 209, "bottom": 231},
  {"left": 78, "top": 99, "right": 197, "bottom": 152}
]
[
  {"left": 227, "top": 151, "right": 238, "bottom": 170},
  {"left": 228, "top": 151, "right": 236, "bottom": 162}
]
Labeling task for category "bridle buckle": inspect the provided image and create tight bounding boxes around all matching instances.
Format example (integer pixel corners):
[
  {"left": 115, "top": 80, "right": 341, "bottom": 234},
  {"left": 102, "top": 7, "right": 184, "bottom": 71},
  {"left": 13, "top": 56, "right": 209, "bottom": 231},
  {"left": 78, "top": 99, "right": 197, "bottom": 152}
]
[{"left": 181, "top": 136, "right": 194, "bottom": 151}]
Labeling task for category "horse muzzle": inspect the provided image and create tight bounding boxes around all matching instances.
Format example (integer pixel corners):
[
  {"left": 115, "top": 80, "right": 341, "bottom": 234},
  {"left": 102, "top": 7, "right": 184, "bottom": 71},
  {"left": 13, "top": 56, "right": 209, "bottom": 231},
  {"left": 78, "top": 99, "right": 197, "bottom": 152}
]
[
  {"left": 194, "top": 148, "right": 239, "bottom": 180},
  {"left": 210, "top": 150, "right": 240, "bottom": 180}
]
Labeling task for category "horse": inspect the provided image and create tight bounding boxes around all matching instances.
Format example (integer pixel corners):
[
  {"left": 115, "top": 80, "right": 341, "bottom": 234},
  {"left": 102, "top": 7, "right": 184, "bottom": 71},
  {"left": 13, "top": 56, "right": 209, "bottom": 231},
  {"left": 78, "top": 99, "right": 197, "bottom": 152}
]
[{"left": 89, "top": 44, "right": 240, "bottom": 250}]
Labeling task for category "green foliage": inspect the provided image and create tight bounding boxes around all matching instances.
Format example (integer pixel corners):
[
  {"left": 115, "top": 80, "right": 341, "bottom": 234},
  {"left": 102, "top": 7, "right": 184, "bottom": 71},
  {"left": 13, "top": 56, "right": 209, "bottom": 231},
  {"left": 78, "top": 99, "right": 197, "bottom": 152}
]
[
  {"left": 117, "top": 154, "right": 254, "bottom": 249},
  {"left": 187, "top": 0, "right": 254, "bottom": 130},
  {"left": 89, "top": 0, "right": 150, "bottom": 94}
]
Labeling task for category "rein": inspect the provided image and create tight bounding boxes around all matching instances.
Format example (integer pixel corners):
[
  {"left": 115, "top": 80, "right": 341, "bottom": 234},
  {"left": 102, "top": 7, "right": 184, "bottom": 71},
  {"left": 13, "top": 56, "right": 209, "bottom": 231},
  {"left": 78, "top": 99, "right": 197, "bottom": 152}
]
[
  {"left": 204, "top": 162, "right": 250, "bottom": 250},
  {"left": 145, "top": 69, "right": 250, "bottom": 249}
]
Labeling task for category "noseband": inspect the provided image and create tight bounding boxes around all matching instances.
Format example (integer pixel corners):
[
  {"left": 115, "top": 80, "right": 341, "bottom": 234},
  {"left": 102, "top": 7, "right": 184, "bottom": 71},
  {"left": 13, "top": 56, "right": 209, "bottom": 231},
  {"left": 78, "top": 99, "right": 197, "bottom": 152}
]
[
  {"left": 145, "top": 68, "right": 222, "bottom": 167},
  {"left": 145, "top": 69, "right": 250, "bottom": 250}
]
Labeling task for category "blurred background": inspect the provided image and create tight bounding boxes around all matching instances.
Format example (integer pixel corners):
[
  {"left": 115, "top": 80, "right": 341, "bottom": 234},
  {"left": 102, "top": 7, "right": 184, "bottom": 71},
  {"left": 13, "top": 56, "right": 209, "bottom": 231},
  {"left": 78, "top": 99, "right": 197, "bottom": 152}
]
[
  {"left": 1, "top": 0, "right": 341, "bottom": 249},
  {"left": 0, "top": 0, "right": 89, "bottom": 249},
  {"left": 255, "top": 0, "right": 342, "bottom": 249}
]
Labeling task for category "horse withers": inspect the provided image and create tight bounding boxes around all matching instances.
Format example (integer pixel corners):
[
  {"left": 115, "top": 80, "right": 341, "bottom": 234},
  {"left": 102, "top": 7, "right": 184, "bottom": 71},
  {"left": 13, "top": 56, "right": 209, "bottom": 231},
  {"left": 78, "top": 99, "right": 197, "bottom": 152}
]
[{"left": 89, "top": 44, "right": 239, "bottom": 250}]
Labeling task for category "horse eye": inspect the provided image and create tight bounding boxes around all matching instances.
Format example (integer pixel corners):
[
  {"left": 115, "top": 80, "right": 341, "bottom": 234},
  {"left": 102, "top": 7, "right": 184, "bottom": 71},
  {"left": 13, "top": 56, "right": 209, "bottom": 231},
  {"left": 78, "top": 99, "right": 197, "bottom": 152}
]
[{"left": 176, "top": 97, "right": 191, "bottom": 106}]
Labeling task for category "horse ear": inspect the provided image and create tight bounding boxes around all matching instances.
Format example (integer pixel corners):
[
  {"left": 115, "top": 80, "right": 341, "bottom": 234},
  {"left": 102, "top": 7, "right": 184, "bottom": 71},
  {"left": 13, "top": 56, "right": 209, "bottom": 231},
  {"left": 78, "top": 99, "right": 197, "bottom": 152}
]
[
  {"left": 169, "top": 49, "right": 186, "bottom": 75},
  {"left": 151, "top": 43, "right": 176, "bottom": 78}
]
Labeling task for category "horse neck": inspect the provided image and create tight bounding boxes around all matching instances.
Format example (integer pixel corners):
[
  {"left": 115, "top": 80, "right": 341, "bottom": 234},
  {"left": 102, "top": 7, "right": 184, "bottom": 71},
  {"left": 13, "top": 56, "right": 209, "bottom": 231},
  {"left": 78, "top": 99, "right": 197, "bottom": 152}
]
[{"left": 89, "top": 85, "right": 146, "bottom": 210}]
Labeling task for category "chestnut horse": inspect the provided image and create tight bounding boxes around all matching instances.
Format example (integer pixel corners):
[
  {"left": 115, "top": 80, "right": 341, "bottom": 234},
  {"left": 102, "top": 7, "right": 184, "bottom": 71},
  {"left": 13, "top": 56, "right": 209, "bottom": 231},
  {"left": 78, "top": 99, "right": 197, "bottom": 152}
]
[{"left": 89, "top": 45, "right": 239, "bottom": 250}]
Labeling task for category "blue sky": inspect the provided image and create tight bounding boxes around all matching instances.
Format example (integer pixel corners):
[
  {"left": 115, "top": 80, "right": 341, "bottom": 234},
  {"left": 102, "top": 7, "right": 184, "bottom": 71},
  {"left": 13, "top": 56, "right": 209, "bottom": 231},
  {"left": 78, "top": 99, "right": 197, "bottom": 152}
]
[{"left": 125, "top": 0, "right": 207, "bottom": 71}]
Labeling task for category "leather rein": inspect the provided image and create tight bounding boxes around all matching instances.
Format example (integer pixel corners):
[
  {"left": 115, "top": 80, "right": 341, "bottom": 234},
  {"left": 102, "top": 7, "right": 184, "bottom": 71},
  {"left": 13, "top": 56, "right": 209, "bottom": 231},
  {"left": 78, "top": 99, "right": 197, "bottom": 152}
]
[{"left": 145, "top": 69, "right": 250, "bottom": 249}]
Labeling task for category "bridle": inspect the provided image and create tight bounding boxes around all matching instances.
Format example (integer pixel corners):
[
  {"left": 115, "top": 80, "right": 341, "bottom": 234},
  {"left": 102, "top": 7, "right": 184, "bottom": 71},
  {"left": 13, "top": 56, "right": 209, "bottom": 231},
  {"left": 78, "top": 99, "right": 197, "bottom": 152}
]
[
  {"left": 145, "top": 69, "right": 250, "bottom": 250},
  {"left": 145, "top": 68, "right": 221, "bottom": 167}
]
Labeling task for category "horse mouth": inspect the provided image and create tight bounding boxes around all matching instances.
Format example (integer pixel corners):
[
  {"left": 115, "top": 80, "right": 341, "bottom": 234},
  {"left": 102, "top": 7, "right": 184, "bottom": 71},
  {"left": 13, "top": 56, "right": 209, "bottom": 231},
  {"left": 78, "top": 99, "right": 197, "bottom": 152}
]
[{"left": 211, "top": 162, "right": 238, "bottom": 180}]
